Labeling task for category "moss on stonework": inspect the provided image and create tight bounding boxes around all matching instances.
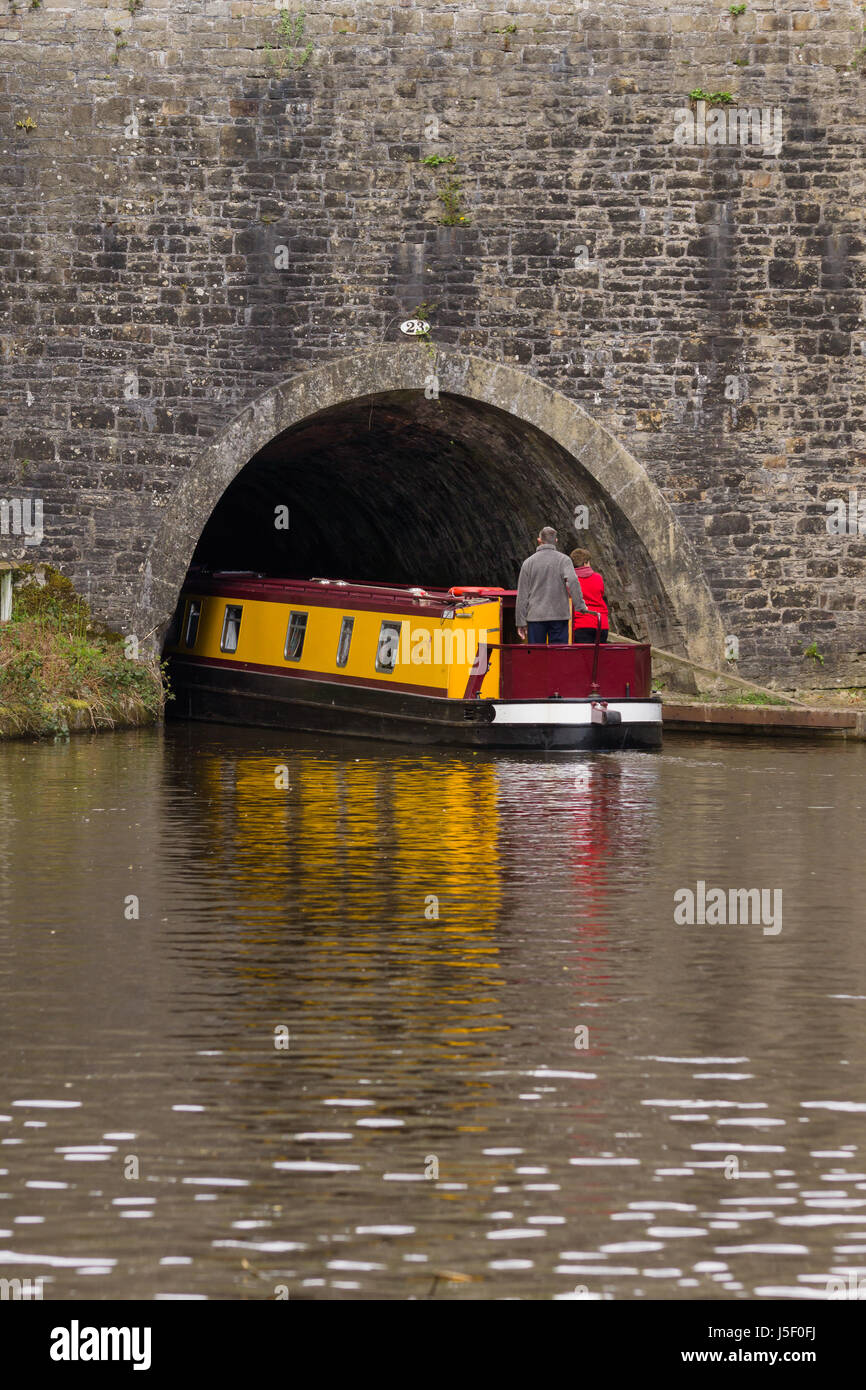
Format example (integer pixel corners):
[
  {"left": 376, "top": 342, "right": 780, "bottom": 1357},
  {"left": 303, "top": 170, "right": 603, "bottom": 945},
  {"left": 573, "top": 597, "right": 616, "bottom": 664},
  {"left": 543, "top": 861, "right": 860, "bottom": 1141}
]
[{"left": 0, "top": 566, "right": 166, "bottom": 740}]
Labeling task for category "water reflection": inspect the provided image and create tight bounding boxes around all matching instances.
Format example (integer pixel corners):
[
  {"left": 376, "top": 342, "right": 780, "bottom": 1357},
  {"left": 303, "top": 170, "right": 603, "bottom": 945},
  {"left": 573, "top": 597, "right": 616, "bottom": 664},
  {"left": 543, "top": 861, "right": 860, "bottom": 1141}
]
[{"left": 0, "top": 726, "right": 864, "bottom": 1300}]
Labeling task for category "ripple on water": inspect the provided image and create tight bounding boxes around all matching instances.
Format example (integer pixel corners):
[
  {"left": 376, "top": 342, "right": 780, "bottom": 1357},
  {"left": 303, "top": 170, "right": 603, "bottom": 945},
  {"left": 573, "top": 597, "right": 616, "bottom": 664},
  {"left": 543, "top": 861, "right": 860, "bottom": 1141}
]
[
  {"left": 754, "top": 1286, "right": 832, "bottom": 1299},
  {"left": 12, "top": 1100, "right": 82, "bottom": 1109},
  {"left": 641, "top": 1057, "right": 750, "bottom": 1065},
  {"left": 293, "top": 1132, "right": 353, "bottom": 1141},
  {"left": 273, "top": 1161, "right": 360, "bottom": 1173},
  {"left": 691, "top": 1142, "right": 785, "bottom": 1152},
  {"left": 802, "top": 1101, "right": 866, "bottom": 1113},
  {"left": 642, "top": 1099, "right": 767, "bottom": 1109},
  {"left": 57, "top": 1146, "right": 116, "bottom": 1154},
  {"left": 778, "top": 1215, "right": 866, "bottom": 1227},
  {"left": 629, "top": 1202, "right": 697, "bottom": 1212},
  {"left": 0, "top": 1250, "right": 116, "bottom": 1268},
  {"left": 181, "top": 1177, "right": 249, "bottom": 1186},
  {"left": 525, "top": 1069, "right": 597, "bottom": 1080},
  {"left": 693, "top": 1073, "right": 754, "bottom": 1080},
  {"left": 355, "top": 1225, "right": 415, "bottom": 1236},
  {"left": 569, "top": 1157, "right": 640, "bottom": 1166},
  {"left": 327, "top": 1260, "right": 385, "bottom": 1272}
]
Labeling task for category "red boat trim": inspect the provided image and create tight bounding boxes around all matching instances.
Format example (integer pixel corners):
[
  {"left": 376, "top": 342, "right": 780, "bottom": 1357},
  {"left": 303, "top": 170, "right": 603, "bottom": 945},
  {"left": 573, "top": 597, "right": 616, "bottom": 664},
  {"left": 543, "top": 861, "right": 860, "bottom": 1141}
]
[
  {"left": 180, "top": 576, "right": 506, "bottom": 619},
  {"left": 172, "top": 652, "right": 448, "bottom": 700},
  {"left": 184, "top": 586, "right": 459, "bottom": 618}
]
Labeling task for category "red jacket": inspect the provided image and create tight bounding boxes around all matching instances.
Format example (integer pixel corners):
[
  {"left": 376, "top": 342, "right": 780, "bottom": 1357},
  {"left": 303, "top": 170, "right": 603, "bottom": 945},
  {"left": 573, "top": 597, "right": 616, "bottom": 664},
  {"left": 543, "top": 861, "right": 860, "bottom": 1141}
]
[{"left": 572, "top": 565, "right": 609, "bottom": 631}]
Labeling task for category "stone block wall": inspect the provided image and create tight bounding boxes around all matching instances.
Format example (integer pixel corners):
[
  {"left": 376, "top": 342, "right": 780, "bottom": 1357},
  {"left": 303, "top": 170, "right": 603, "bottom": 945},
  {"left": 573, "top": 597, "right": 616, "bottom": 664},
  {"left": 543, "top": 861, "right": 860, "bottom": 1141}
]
[{"left": 0, "top": 0, "right": 864, "bottom": 684}]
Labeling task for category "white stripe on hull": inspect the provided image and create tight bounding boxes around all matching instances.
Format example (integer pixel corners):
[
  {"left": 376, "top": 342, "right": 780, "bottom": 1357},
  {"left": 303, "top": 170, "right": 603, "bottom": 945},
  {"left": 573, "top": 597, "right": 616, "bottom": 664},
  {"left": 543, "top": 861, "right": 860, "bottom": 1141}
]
[{"left": 491, "top": 701, "right": 662, "bottom": 726}]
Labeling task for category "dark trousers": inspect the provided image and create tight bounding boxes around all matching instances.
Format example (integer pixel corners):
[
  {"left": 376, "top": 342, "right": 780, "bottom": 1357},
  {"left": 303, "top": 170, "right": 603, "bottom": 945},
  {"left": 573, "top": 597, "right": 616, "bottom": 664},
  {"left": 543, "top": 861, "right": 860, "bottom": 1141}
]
[
  {"left": 527, "top": 620, "right": 569, "bottom": 645},
  {"left": 572, "top": 628, "right": 608, "bottom": 643}
]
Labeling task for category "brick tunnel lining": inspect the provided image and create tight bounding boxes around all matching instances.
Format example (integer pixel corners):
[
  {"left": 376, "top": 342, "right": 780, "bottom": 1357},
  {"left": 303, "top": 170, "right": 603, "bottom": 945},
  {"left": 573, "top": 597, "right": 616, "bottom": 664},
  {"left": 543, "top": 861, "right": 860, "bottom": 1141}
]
[{"left": 190, "top": 390, "right": 679, "bottom": 646}]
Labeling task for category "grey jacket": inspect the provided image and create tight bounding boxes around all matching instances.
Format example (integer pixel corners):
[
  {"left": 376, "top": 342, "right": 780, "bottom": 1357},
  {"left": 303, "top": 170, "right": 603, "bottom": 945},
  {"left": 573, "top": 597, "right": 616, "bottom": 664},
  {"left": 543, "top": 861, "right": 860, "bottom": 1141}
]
[{"left": 515, "top": 544, "right": 588, "bottom": 626}]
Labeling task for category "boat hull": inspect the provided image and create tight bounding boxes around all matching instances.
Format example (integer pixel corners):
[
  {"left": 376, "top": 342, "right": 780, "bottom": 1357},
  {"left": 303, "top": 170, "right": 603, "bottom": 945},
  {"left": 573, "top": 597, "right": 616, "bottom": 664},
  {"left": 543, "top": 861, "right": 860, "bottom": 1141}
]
[{"left": 167, "top": 657, "right": 662, "bottom": 751}]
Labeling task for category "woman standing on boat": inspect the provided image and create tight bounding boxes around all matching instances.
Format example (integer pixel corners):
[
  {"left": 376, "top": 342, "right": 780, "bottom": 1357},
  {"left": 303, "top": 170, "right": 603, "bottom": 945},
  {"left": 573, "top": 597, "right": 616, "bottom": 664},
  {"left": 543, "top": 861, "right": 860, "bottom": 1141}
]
[{"left": 570, "top": 548, "right": 609, "bottom": 644}]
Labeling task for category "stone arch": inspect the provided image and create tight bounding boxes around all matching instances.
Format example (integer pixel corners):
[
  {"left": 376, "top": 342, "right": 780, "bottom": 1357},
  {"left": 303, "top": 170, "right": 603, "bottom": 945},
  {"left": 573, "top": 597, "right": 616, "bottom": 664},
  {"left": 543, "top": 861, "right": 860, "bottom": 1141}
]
[{"left": 139, "top": 348, "right": 725, "bottom": 668}]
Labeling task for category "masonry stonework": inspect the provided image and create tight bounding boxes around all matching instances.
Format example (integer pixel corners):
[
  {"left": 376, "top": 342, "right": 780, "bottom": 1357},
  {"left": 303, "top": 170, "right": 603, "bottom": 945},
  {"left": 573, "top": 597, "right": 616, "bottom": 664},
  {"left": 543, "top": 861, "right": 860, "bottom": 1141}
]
[{"left": 1, "top": 0, "right": 864, "bottom": 685}]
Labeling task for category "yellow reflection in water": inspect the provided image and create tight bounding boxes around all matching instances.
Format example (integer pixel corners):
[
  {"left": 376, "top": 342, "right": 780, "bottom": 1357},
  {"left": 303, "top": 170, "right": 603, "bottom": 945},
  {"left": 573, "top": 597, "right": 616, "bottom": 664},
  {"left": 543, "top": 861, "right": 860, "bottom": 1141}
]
[{"left": 186, "top": 750, "right": 502, "bottom": 964}]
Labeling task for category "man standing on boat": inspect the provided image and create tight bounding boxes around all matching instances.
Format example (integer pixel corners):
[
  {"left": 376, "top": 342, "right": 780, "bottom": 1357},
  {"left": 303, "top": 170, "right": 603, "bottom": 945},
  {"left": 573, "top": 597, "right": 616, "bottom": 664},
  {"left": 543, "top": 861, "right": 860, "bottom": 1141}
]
[{"left": 516, "top": 526, "right": 588, "bottom": 644}]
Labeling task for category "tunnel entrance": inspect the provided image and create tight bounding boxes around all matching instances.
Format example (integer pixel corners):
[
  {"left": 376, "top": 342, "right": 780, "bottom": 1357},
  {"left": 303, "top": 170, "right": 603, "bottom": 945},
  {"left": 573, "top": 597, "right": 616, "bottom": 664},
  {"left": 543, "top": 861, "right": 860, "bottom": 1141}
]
[
  {"left": 192, "top": 390, "right": 669, "bottom": 646},
  {"left": 141, "top": 349, "right": 725, "bottom": 668}
]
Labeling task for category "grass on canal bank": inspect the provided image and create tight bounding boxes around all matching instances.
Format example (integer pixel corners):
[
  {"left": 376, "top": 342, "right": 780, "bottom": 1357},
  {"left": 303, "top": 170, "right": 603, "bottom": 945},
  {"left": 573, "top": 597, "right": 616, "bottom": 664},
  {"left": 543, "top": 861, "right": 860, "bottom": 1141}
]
[
  {"left": 651, "top": 672, "right": 866, "bottom": 711},
  {"left": 0, "top": 569, "right": 166, "bottom": 739},
  {"left": 657, "top": 687, "right": 792, "bottom": 707}
]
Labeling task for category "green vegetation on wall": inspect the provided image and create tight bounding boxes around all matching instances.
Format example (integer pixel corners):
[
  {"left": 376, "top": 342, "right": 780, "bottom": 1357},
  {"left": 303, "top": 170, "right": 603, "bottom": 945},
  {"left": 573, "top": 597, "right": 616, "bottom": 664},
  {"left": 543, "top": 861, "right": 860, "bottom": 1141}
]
[
  {"left": 265, "top": 7, "right": 314, "bottom": 72},
  {"left": 0, "top": 570, "right": 166, "bottom": 739}
]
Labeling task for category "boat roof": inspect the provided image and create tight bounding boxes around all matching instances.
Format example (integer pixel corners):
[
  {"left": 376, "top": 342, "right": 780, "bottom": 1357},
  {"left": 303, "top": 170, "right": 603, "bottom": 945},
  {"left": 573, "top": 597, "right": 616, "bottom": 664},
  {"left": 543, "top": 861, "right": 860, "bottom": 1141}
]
[{"left": 182, "top": 570, "right": 516, "bottom": 616}]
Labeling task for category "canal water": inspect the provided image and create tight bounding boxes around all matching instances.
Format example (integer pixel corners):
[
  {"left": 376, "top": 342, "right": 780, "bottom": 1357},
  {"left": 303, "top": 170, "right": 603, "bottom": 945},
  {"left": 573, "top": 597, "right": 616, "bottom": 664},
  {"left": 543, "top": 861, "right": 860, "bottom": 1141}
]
[{"left": 1, "top": 725, "right": 864, "bottom": 1301}]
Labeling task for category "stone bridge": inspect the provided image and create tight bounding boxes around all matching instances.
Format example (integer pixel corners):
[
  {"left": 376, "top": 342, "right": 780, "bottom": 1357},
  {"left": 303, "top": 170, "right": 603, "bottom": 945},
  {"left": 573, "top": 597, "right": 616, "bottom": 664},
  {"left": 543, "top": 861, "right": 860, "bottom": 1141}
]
[{"left": 1, "top": 0, "right": 864, "bottom": 685}]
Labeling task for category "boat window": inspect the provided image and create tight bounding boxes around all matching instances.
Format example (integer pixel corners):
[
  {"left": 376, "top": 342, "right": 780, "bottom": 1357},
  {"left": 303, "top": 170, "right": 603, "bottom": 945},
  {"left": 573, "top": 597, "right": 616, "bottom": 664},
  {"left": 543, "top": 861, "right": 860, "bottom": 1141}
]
[
  {"left": 375, "top": 620, "right": 402, "bottom": 674},
  {"left": 336, "top": 616, "right": 354, "bottom": 667},
  {"left": 284, "top": 610, "right": 308, "bottom": 662},
  {"left": 184, "top": 599, "right": 201, "bottom": 649},
  {"left": 165, "top": 599, "right": 183, "bottom": 648},
  {"left": 220, "top": 604, "right": 243, "bottom": 654}
]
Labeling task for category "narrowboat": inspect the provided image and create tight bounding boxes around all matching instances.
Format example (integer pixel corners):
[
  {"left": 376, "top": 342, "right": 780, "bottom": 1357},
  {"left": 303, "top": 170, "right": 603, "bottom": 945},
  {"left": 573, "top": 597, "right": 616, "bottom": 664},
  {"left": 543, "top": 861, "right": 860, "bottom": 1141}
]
[{"left": 164, "top": 572, "right": 662, "bottom": 751}]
